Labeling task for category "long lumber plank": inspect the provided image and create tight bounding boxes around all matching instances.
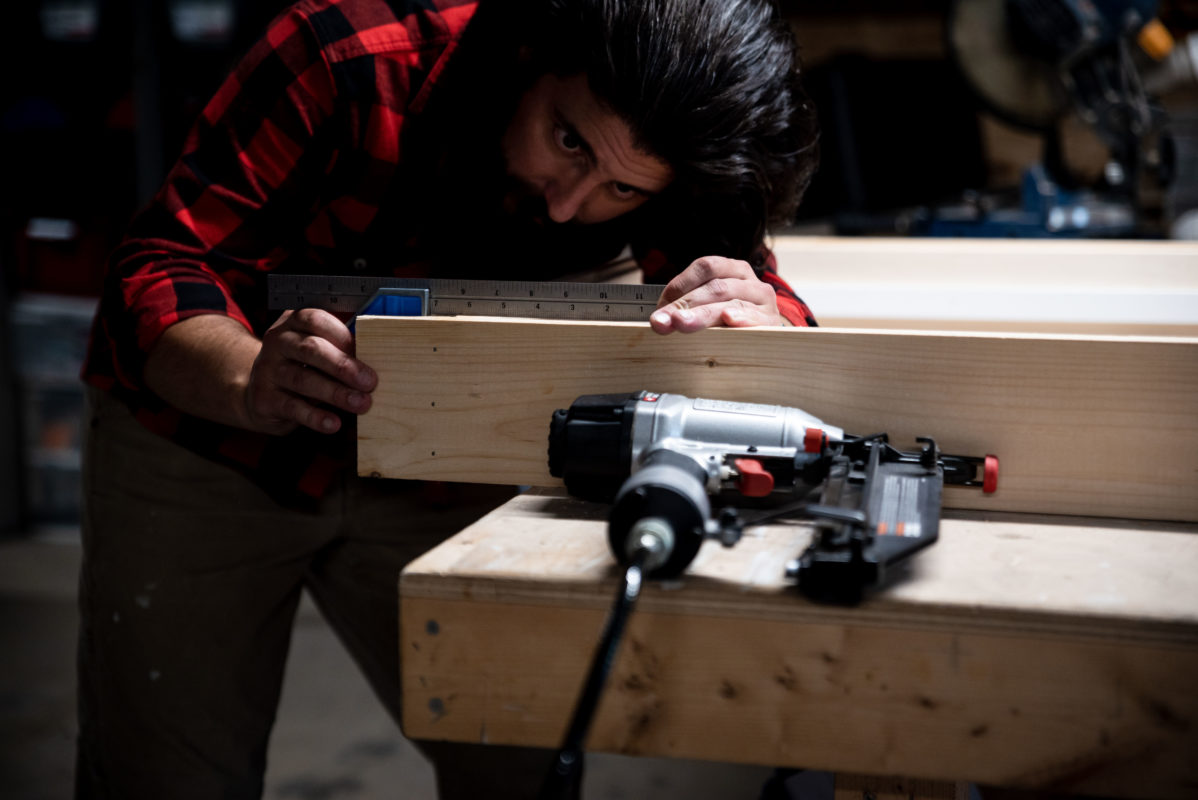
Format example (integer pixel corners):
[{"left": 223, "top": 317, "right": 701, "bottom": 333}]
[
  {"left": 399, "top": 491, "right": 1198, "bottom": 798},
  {"left": 566, "top": 237, "right": 1198, "bottom": 334},
  {"left": 356, "top": 317, "right": 1198, "bottom": 522},
  {"left": 772, "top": 236, "right": 1198, "bottom": 334}
]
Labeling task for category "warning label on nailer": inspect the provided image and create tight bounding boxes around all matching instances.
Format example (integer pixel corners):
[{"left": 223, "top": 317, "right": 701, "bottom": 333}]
[{"left": 875, "top": 474, "right": 922, "bottom": 537}]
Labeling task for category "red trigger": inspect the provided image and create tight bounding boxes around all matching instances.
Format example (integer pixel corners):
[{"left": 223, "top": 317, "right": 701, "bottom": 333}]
[{"left": 733, "top": 458, "right": 775, "bottom": 498}]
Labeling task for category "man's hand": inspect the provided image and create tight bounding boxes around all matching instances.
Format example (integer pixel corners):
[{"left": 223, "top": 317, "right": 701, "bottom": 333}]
[
  {"left": 246, "top": 309, "right": 377, "bottom": 435},
  {"left": 649, "top": 256, "right": 787, "bottom": 334},
  {"left": 144, "top": 311, "right": 377, "bottom": 437}
]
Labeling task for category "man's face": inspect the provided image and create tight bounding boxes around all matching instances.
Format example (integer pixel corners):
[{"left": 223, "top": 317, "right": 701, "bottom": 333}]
[{"left": 501, "top": 73, "right": 674, "bottom": 226}]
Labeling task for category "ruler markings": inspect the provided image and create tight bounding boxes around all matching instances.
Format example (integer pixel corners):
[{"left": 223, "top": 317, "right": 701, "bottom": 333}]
[{"left": 268, "top": 274, "right": 663, "bottom": 321}]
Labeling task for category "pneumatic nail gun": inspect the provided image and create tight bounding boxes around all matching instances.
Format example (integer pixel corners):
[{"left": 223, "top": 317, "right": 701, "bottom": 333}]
[{"left": 548, "top": 391, "right": 998, "bottom": 603}]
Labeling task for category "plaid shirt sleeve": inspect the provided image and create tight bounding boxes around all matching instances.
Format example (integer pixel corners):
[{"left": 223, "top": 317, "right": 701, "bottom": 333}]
[
  {"left": 756, "top": 247, "right": 818, "bottom": 327},
  {"left": 87, "top": 0, "right": 478, "bottom": 393},
  {"left": 91, "top": 4, "right": 339, "bottom": 392},
  {"left": 81, "top": 0, "right": 478, "bottom": 505}
]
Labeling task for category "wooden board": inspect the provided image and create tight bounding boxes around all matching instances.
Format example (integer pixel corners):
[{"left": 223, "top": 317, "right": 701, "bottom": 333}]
[
  {"left": 770, "top": 236, "right": 1198, "bottom": 334},
  {"left": 400, "top": 490, "right": 1198, "bottom": 799},
  {"left": 356, "top": 317, "right": 1198, "bottom": 522},
  {"left": 523, "top": 236, "right": 1198, "bottom": 335}
]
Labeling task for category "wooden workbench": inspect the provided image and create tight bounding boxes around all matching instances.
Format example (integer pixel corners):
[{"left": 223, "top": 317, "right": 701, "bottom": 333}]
[
  {"left": 399, "top": 490, "right": 1198, "bottom": 799},
  {"left": 371, "top": 237, "right": 1198, "bottom": 797}
]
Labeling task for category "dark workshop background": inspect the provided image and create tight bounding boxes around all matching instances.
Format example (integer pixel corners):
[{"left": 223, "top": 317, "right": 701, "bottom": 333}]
[
  {"left": 1, "top": 1, "right": 1196, "bottom": 798},
  {"left": 3, "top": 0, "right": 1198, "bottom": 535}
]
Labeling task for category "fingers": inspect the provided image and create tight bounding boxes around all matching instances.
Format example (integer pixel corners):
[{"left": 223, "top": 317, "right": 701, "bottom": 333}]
[
  {"left": 650, "top": 256, "right": 783, "bottom": 334},
  {"left": 279, "top": 358, "right": 373, "bottom": 420},
  {"left": 274, "top": 306, "right": 357, "bottom": 362},
  {"left": 247, "top": 308, "right": 378, "bottom": 435},
  {"left": 655, "top": 256, "right": 750, "bottom": 304},
  {"left": 275, "top": 330, "right": 376, "bottom": 396},
  {"left": 650, "top": 299, "right": 779, "bottom": 333}
]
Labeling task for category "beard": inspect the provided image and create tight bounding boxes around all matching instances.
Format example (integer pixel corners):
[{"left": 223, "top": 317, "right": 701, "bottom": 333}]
[
  {"left": 495, "top": 165, "right": 554, "bottom": 231},
  {"left": 499, "top": 172, "right": 551, "bottom": 228},
  {"left": 415, "top": 137, "right": 629, "bottom": 280},
  {"left": 381, "top": 54, "right": 633, "bottom": 280}
]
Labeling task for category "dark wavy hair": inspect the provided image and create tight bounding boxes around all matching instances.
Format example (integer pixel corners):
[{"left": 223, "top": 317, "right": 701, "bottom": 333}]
[{"left": 522, "top": 0, "right": 819, "bottom": 265}]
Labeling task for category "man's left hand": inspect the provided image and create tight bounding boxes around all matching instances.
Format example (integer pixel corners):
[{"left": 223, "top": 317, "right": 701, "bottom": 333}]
[{"left": 649, "top": 256, "right": 786, "bottom": 334}]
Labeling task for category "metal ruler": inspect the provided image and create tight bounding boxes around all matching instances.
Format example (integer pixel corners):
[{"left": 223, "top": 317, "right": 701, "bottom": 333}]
[{"left": 267, "top": 274, "right": 665, "bottom": 321}]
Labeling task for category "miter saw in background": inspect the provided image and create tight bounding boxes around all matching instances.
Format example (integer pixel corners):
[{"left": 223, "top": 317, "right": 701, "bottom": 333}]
[{"left": 924, "top": 0, "right": 1198, "bottom": 237}]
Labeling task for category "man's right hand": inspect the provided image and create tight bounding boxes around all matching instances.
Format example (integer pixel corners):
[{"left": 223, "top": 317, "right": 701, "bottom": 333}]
[
  {"left": 246, "top": 309, "right": 378, "bottom": 435},
  {"left": 143, "top": 311, "right": 377, "bottom": 437}
]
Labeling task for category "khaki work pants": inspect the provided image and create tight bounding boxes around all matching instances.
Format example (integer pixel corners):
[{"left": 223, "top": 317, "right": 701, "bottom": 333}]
[{"left": 75, "top": 388, "right": 568, "bottom": 799}]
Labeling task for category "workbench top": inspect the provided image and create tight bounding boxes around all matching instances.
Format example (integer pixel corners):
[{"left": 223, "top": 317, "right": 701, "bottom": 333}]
[{"left": 400, "top": 490, "right": 1198, "bottom": 798}]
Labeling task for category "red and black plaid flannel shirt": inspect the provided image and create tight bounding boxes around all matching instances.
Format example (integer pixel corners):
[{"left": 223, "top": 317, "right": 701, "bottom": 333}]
[{"left": 82, "top": 0, "right": 817, "bottom": 505}]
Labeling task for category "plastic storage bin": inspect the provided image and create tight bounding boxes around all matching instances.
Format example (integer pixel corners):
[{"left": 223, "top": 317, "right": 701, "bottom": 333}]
[{"left": 11, "top": 293, "right": 97, "bottom": 524}]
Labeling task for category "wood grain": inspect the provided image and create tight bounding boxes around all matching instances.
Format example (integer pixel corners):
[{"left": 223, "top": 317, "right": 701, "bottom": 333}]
[
  {"left": 356, "top": 317, "right": 1198, "bottom": 522},
  {"left": 400, "top": 491, "right": 1198, "bottom": 799},
  {"left": 771, "top": 236, "right": 1198, "bottom": 334},
  {"left": 548, "top": 236, "right": 1198, "bottom": 334}
]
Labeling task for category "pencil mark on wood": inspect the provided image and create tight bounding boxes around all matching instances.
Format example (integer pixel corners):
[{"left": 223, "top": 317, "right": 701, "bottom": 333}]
[
  {"left": 1139, "top": 696, "right": 1191, "bottom": 732},
  {"left": 774, "top": 665, "right": 799, "bottom": 692}
]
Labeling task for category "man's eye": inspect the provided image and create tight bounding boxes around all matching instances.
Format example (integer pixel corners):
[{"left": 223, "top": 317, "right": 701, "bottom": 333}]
[
  {"left": 555, "top": 125, "right": 583, "bottom": 153},
  {"left": 611, "top": 182, "right": 639, "bottom": 200}
]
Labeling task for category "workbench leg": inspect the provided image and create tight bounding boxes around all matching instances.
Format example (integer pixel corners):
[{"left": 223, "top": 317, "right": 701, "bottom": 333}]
[{"left": 833, "top": 774, "right": 969, "bottom": 800}]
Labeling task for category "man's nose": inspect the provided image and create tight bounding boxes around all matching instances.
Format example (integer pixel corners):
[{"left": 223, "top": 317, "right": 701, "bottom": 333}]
[{"left": 545, "top": 172, "right": 596, "bottom": 223}]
